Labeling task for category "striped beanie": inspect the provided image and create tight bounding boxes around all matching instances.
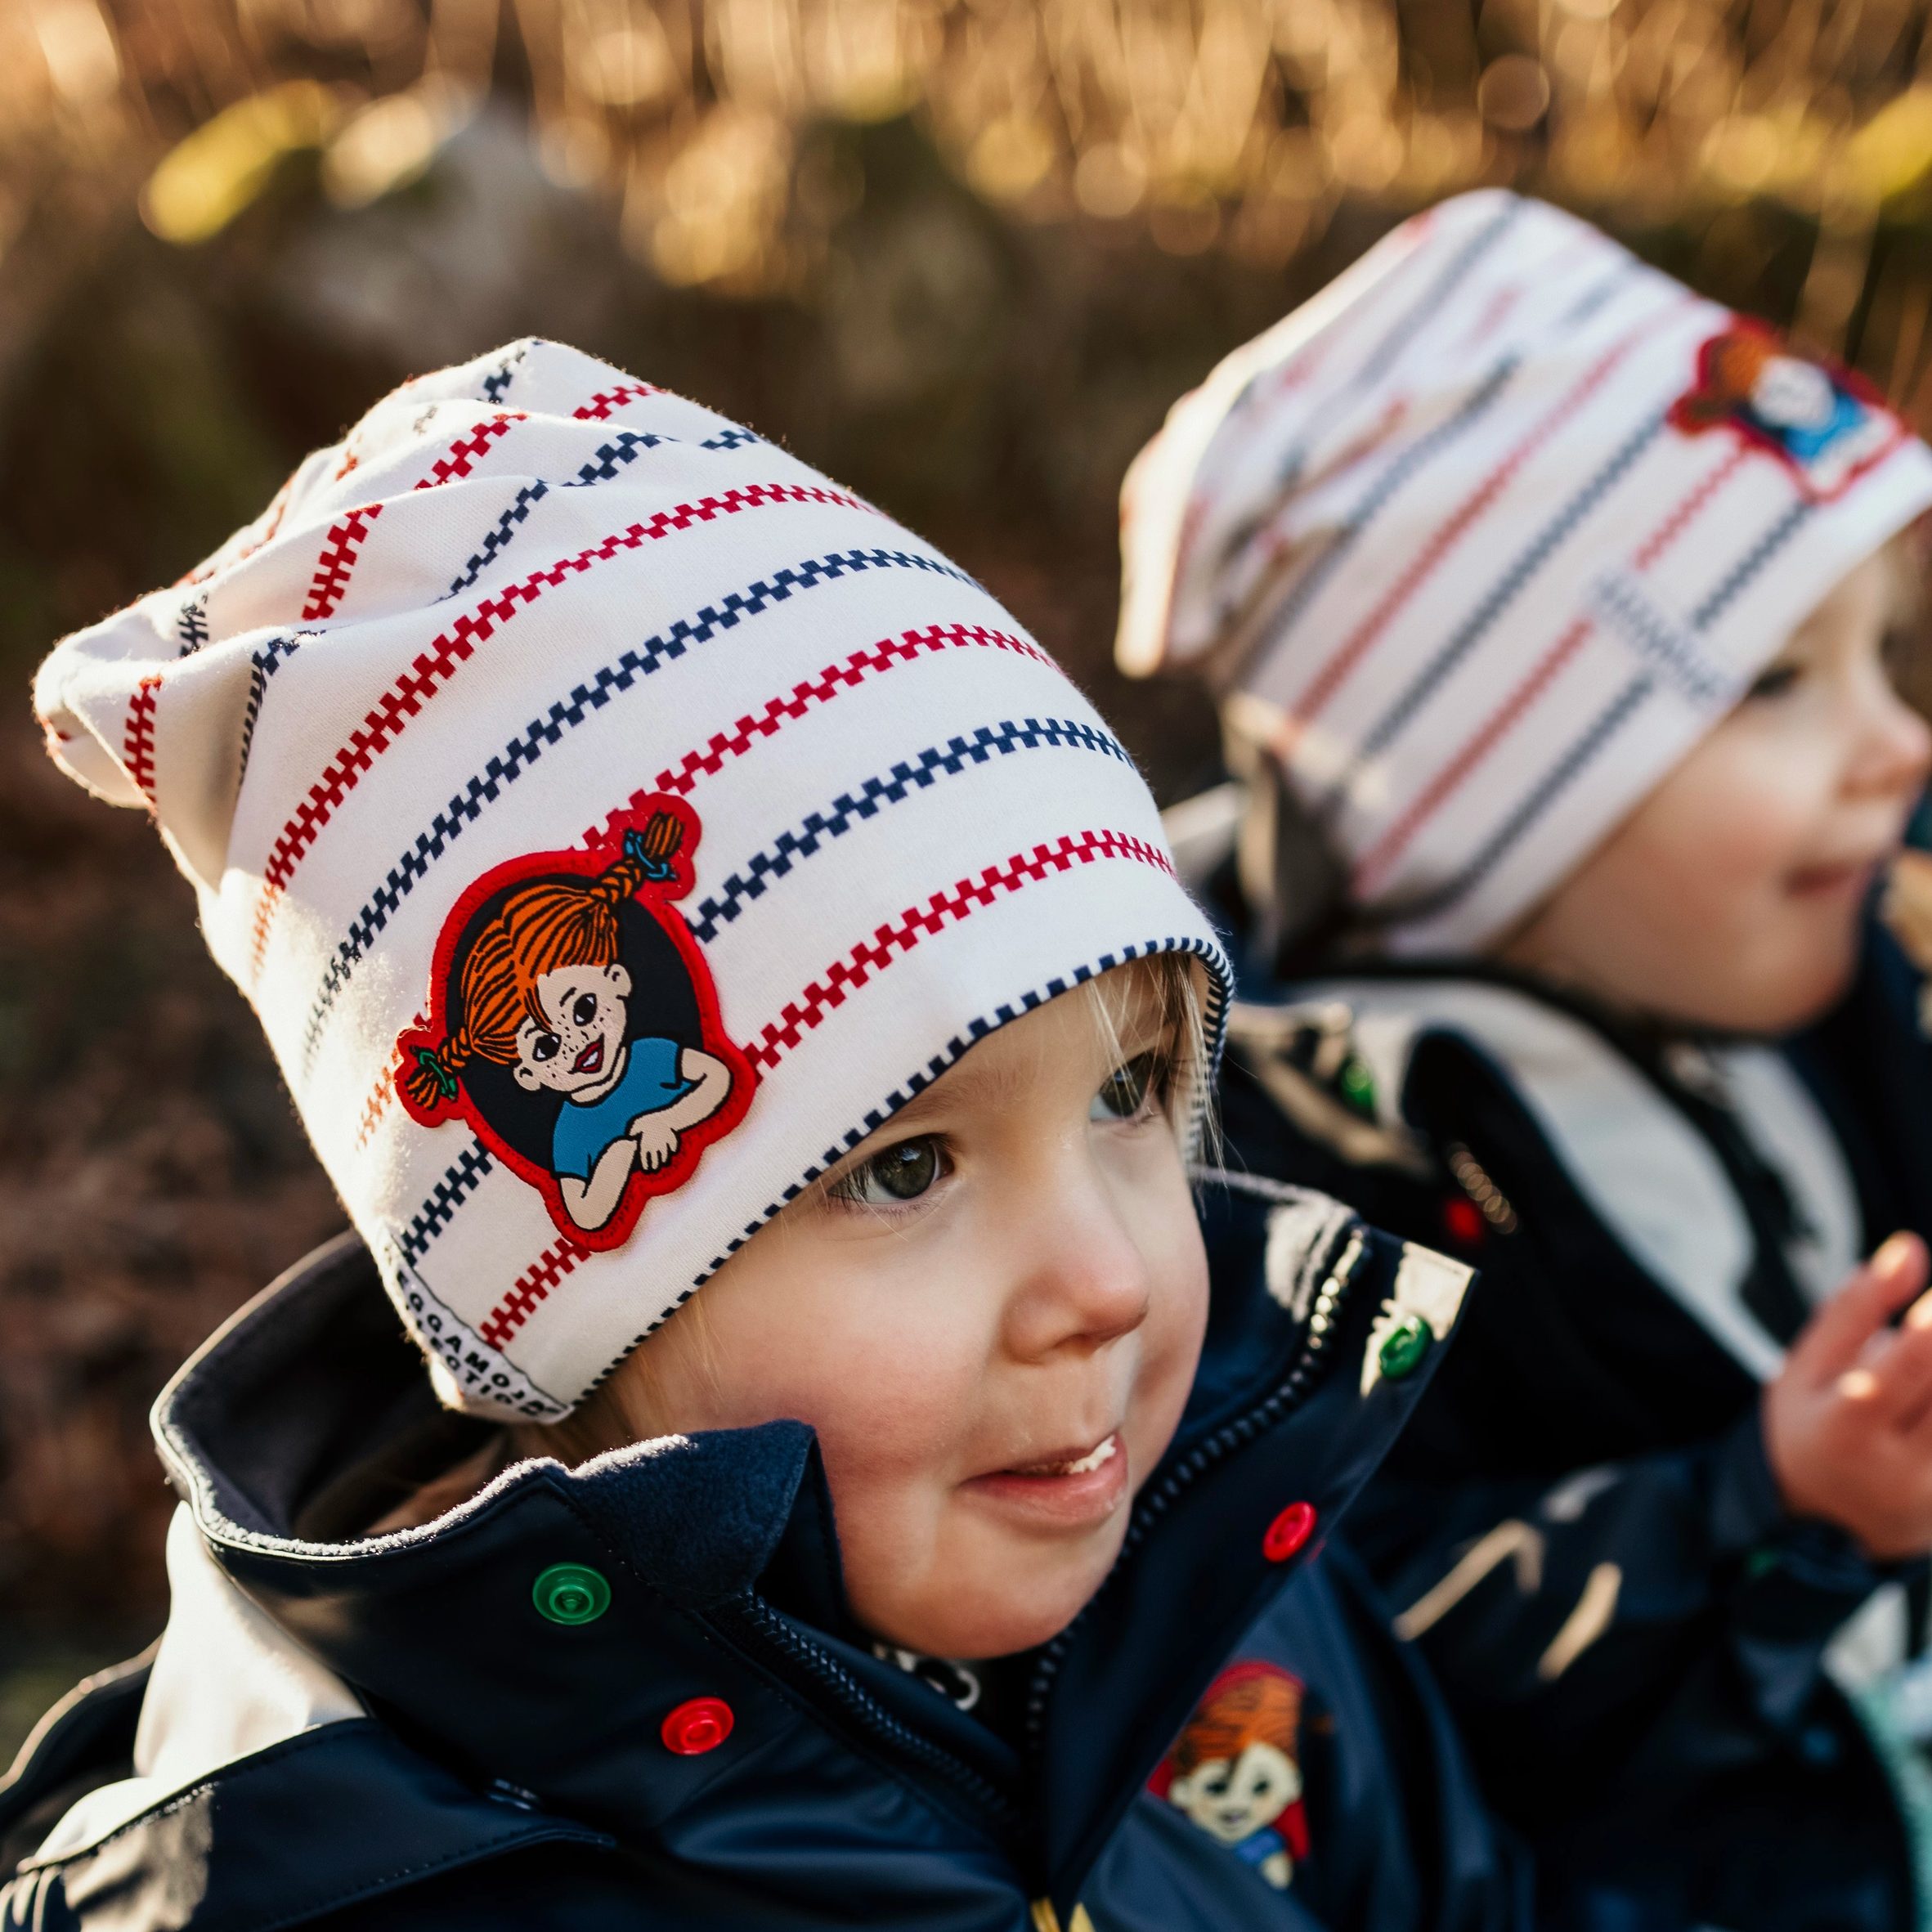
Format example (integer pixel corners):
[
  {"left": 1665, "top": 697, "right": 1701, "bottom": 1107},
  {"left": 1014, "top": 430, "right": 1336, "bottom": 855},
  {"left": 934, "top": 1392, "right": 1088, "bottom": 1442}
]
[
  {"left": 1117, "top": 190, "right": 1932, "bottom": 956},
  {"left": 34, "top": 338, "right": 1228, "bottom": 1419}
]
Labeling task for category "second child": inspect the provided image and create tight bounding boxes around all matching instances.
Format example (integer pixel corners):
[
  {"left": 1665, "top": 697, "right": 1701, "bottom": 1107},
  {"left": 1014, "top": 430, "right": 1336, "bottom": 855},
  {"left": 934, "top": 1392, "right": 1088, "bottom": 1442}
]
[{"left": 1119, "top": 190, "right": 1932, "bottom": 1930}]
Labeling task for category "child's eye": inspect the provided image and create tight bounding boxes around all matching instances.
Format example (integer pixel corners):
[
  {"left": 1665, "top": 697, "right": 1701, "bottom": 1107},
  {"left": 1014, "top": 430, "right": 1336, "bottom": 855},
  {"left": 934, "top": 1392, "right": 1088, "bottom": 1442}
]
[
  {"left": 829, "top": 1137, "right": 945, "bottom": 1206},
  {"left": 1092, "top": 1054, "right": 1161, "bottom": 1121},
  {"left": 1747, "top": 662, "right": 1801, "bottom": 701},
  {"left": 571, "top": 993, "right": 598, "bottom": 1026},
  {"left": 531, "top": 1033, "right": 561, "bottom": 1062}
]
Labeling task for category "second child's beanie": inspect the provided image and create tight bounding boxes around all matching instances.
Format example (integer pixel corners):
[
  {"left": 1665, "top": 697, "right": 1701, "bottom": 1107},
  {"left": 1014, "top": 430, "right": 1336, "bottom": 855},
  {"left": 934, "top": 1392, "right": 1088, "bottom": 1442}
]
[
  {"left": 1117, "top": 190, "right": 1932, "bottom": 955},
  {"left": 36, "top": 339, "right": 1228, "bottom": 1419}
]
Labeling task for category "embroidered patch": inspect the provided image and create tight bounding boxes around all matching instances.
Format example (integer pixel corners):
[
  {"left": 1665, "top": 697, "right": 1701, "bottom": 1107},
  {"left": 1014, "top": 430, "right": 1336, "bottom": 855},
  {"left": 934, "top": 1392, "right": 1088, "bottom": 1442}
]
[
  {"left": 1150, "top": 1661, "right": 1310, "bottom": 1891},
  {"left": 396, "top": 798, "right": 755, "bottom": 1251},
  {"left": 1670, "top": 321, "right": 1903, "bottom": 503}
]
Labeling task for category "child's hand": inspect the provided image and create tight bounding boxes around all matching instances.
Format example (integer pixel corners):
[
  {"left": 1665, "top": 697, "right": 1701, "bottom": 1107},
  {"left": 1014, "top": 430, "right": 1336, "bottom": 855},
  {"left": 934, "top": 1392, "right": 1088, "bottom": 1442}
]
[
  {"left": 1765, "top": 1232, "right": 1932, "bottom": 1560},
  {"left": 632, "top": 1117, "right": 682, "bottom": 1173}
]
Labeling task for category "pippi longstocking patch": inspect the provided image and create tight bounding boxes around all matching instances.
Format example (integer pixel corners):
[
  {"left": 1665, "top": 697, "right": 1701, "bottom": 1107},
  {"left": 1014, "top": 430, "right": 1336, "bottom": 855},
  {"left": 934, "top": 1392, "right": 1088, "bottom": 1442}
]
[
  {"left": 1150, "top": 1661, "right": 1311, "bottom": 1892},
  {"left": 1670, "top": 320, "right": 1903, "bottom": 502},
  {"left": 396, "top": 800, "right": 755, "bottom": 1250}
]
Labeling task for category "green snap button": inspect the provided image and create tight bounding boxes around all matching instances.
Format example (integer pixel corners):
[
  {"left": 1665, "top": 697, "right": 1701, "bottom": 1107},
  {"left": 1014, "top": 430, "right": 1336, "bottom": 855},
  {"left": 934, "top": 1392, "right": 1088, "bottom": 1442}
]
[
  {"left": 1339, "top": 1057, "right": 1377, "bottom": 1114},
  {"left": 534, "top": 1563, "right": 611, "bottom": 1625},
  {"left": 1377, "top": 1315, "right": 1433, "bottom": 1380}
]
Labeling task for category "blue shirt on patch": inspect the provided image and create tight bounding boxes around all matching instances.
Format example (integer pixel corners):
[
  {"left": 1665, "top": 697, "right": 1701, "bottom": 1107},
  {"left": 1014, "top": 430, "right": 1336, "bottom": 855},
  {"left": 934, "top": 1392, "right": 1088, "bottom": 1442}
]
[{"left": 551, "top": 1037, "right": 692, "bottom": 1181}]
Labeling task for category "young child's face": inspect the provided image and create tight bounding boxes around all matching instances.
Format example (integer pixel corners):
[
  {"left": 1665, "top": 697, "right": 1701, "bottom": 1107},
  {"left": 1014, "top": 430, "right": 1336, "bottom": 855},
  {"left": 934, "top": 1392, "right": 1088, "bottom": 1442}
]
[
  {"left": 593, "top": 962, "right": 1208, "bottom": 1659},
  {"left": 1502, "top": 548, "right": 1932, "bottom": 1033},
  {"left": 513, "top": 962, "right": 632, "bottom": 1095}
]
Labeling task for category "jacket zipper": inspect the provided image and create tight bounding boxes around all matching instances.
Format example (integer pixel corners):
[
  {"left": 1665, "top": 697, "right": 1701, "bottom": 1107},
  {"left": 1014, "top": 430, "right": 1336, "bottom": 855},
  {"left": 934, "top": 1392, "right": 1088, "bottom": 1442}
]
[
  {"left": 1022, "top": 1209, "right": 1367, "bottom": 1753},
  {"left": 713, "top": 1592, "right": 1029, "bottom": 1836}
]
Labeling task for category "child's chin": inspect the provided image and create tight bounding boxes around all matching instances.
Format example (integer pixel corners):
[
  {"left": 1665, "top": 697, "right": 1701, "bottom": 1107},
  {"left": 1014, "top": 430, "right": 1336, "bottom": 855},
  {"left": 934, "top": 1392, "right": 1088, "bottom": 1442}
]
[{"left": 873, "top": 1566, "right": 1113, "bottom": 1661}]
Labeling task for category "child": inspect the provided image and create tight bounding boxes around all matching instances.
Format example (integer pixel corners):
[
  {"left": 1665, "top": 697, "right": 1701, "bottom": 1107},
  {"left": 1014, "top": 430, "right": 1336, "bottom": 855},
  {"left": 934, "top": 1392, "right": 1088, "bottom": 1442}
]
[
  {"left": 0, "top": 340, "right": 1531, "bottom": 1930},
  {"left": 1118, "top": 189, "right": 1932, "bottom": 1930}
]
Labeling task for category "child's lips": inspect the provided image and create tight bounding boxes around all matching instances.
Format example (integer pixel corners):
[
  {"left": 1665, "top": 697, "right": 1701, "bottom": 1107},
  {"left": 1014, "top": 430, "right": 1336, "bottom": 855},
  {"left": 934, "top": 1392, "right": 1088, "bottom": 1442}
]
[
  {"left": 572, "top": 1039, "right": 605, "bottom": 1075},
  {"left": 1787, "top": 855, "right": 1881, "bottom": 899},
  {"left": 962, "top": 1432, "right": 1127, "bottom": 1529}
]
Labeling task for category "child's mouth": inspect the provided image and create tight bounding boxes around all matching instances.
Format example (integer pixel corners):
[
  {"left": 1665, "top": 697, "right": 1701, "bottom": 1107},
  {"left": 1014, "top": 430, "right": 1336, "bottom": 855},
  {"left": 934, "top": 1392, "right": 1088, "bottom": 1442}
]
[
  {"left": 964, "top": 1432, "right": 1127, "bottom": 1528},
  {"left": 572, "top": 1039, "right": 605, "bottom": 1076},
  {"left": 1013, "top": 1434, "right": 1119, "bottom": 1479}
]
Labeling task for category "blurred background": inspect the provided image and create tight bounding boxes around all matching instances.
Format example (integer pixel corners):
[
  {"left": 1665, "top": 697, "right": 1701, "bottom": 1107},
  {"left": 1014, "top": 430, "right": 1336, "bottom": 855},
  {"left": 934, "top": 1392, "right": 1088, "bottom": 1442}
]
[{"left": 3, "top": 0, "right": 1932, "bottom": 1750}]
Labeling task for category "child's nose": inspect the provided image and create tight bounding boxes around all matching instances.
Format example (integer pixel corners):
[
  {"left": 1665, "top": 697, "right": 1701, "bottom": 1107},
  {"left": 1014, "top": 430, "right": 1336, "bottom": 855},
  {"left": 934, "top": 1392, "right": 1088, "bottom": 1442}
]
[
  {"left": 1856, "top": 682, "right": 1932, "bottom": 797},
  {"left": 997, "top": 1172, "right": 1153, "bottom": 1363}
]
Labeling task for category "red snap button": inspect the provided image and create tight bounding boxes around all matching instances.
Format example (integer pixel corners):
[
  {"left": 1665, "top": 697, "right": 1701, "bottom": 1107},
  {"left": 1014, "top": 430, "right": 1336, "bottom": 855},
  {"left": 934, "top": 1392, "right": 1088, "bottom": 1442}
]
[
  {"left": 661, "top": 1697, "right": 735, "bottom": 1755},
  {"left": 1262, "top": 1501, "right": 1317, "bottom": 1563}
]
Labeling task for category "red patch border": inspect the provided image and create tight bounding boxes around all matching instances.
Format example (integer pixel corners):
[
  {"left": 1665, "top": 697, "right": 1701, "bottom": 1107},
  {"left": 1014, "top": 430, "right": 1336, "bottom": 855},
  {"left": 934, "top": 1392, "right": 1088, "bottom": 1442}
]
[
  {"left": 1669, "top": 316, "right": 1906, "bottom": 504},
  {"left": 394, "top": 795, "right": 757, "bottom": 1254}
]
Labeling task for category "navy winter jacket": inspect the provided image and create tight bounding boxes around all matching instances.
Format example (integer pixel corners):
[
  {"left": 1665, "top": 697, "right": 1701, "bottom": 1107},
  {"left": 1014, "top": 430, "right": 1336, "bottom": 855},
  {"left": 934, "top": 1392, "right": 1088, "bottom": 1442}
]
[
  {"left": 1215, "top": 916, "right": 1932, "bottom": 1932},
  {"left": 0, "top": 1186, "right": 1532, "bottom": 1930}
]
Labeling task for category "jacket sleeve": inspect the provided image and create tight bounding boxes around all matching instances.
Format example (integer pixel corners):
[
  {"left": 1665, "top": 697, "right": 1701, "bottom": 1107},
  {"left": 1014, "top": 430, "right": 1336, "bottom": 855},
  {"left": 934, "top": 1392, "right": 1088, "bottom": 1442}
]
[{"left": 1346, "top": 1405, "right": 1921, "bottom": 1831}]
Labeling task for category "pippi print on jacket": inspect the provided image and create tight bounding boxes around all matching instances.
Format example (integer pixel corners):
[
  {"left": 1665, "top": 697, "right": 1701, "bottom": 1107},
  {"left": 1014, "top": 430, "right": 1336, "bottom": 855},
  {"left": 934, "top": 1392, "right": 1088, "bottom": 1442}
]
[
  {"left": 1150, "top": 1661, "right": 1311, "bottom": 1891},
  {"left": 395, "top": 799, "right": 754, "bottom": 1248},
  {"left": 1670, "top": 319, "right": 1903, "bottom": 502}
]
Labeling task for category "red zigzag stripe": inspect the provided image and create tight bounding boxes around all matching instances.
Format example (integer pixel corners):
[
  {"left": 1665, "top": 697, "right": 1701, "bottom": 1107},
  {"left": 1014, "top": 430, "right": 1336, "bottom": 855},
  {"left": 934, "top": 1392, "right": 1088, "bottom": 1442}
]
[
  {"left": 301, "top": 504, "right": 385, "bottom": 622},
  {"left": 749, "top": 828, "right": 1173, "bottom": 1069},
  {"left": 246, "top": 481, "right": 870, "bottom": 979},
  {"left": 575, "top": 384, "right": 660, "bottom": 420},
  {"left": 481, "top": 1237, "right": 588, "bottom": 1348},
  {"left": 651, "top": 623, "right": 1051, "bottom": 801},
  {"left": 123, "top": 675, "right": 162, "bottom": 803},
  {"left": 416, "top": 413, "right": 525, "bottom": 490}
]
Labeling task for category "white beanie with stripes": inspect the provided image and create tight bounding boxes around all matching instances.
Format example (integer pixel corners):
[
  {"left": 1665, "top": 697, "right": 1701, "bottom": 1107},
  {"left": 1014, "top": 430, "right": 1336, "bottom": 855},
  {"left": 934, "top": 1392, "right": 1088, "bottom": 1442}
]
[
  {"left": 1117, "top": 190, "right": 1932, "bottom": 956},
  {"left": 35, "top": 338, "right": 1228, "bottom": 1419}
]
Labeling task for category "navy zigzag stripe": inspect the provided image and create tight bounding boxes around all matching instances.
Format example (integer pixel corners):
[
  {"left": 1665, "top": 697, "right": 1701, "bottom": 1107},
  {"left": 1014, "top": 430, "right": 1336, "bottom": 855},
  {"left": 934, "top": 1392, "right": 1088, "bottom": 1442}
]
[
  {"left": 237, "top": 633, "right": 304, "bottom": 786},
  {"left": 688, "top": 717, "right": 1132, "bottom": 944},
  {"left": 297, "top": 545, "right": 978, "bottom": 1073},
  {"left": 398, "top": 1141, "right": 495, "bottom": 1265},
  {"left": 1691, "top": 499, "right": 1813, "bottom": 631},
  {"left": 480, "top": 346, "right": 528, "bottom": 403},
  {"left": 175, "top": 597, "right": 210, "bottom": 657},
  {"left": 1400, "top": 674, "right": 1655, "bottom": 921},
  {"left": 448, "top": 482, "right": 549, "bottom": 596}
]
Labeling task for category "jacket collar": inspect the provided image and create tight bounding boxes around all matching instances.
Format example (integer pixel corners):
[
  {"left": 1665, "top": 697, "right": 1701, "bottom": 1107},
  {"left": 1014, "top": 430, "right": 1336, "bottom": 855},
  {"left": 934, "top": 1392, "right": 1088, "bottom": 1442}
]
[{"left": 110, "top": 1186, "right": 1461, "bottom": 1916}]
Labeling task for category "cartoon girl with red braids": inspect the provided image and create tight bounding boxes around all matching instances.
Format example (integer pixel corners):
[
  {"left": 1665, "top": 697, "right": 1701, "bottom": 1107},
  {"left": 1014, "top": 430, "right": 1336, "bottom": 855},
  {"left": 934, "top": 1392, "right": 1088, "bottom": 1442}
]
[
  {"left": 1671, "top": 320, "right": 1901, "bottom": 500},
  {"left": 397, "top": 800, "right": 751, "bottom": 1247},
  {"left": 1153, "top": 1661, "right": 1310, "bottom": 1891}
]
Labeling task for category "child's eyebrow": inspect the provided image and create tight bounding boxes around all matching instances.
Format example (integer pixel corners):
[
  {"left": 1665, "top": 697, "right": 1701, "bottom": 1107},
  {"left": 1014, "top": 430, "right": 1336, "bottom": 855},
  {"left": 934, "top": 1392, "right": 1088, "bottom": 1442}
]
[{"left": 835, "top": 1006, "right": 1176, "bottom": 1156}]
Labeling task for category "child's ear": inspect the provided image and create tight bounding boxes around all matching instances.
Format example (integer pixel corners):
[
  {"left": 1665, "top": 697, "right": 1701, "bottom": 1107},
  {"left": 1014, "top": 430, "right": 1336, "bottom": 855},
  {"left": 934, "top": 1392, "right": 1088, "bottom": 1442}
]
[
  {"left": 606, "top": 962, "right": 632, "bottom": 997},
  {"left": 513, "top": 1064, "right": 540, "bottom": 1091}
]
